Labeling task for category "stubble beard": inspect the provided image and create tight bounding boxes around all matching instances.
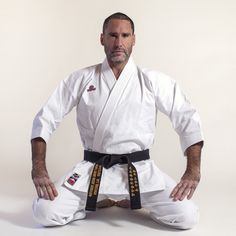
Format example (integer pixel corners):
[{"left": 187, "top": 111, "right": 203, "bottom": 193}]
[
  {"left": 106, "top": 47, "right": 132, "bottom": 65},
  {"left": 110, "top": 53, "right": 127, "bottom": 64}
]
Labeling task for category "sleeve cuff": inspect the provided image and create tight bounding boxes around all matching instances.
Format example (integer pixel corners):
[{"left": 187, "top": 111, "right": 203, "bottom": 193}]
[
  {"left": 31, "top": 128, "right": 51, "bottom": 143},
  {"left": 180, "top": 131, "right": 204, "bottom": 155}
]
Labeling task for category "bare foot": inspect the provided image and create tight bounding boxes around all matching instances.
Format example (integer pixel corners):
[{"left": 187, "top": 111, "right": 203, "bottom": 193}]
[
  {"left": 97, "top": 198, "right": 130, "bottom": 208},
  {"left": 97, "top": 199, "right": 115, "bottom": 208},
  {"left": 116, "top": 199, "right": 130, "bottom": 208}
]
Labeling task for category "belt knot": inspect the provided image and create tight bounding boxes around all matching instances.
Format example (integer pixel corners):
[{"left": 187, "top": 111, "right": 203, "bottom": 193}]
[
  {"left": 102, "top": 154, "right": 129, "bottom": 169},
  {"left": 84, "top": 149, "right": 150, "bottom": 211}
]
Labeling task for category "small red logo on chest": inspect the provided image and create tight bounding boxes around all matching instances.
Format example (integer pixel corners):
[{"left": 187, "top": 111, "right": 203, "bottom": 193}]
[{"left": 87, "top": 85, "right": 96, "bottom": 92}]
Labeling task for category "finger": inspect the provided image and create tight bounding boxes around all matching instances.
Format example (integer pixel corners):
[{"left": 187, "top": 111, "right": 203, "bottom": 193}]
[
  {"left": 187, "top": 187, "right": 195, "bottom": 200},
  {"left": 35, "top": 185, "right": 42, "bottom": 198},
  {"left": 33, "top": 179, "right": 42, "bottom": 198},
  {"left": 49, "top": 183, "right": 58, "bottom": 198},
  {"left": 41, "top": 185, "right": 50, "bottom": 200},
  {"left": 170, "top": 183, "right": 183, "bottom": 198},
  {"left": 45, "top": 184, "right": 56, "bottom": 201},
  {"left": 170, "top": 187, "right": 178, "bottom": 198},
  {"left": 179, "top": 186, "right": 191, "bottom": 201},
  {"left": 173, "top": 183, "right": 188, "bottom": 201}
]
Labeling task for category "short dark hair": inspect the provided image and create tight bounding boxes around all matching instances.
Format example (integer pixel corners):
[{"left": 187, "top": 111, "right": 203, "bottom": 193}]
[{"left": 103, "top": 12, "right": 135, "bottom": 34}]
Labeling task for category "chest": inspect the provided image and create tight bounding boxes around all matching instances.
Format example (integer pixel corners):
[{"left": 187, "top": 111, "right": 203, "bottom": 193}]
[{"left": 76, "top": 73, "right": 156, "bottom": 129}]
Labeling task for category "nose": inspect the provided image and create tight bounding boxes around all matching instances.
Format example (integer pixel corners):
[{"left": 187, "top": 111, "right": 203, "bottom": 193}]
[{"left": 114, "top": 35, "right": 123, "bottom": 47}]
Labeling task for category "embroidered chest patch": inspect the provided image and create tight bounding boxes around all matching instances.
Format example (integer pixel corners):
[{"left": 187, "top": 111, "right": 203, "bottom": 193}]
[
  {"left": 67, "top": 173, "right": 81, "bottom": 186},
  {"left": 87, "top": 85, "right": 96, "bottom": 92}
]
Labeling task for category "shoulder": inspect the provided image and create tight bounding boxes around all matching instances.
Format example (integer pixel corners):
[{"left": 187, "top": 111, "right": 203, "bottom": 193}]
[
  {"left": 137, "top": 66, "right": 176, "bottom": 92},
  {"left": 63, "top": 63, "right": 101, "bottom": 88},
  {"left": 138, "top": 67, "right": 175, "bottom": 84}
]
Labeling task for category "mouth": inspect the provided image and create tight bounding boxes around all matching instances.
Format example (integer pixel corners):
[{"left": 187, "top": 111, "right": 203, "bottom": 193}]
[{"left": 112, "top": 50, "right": 126, "bottom": 55}]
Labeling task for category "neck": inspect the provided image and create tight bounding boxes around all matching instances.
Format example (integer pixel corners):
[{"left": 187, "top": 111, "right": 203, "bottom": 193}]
[
  {"left": 108, "top": 59, "right": 129, "bottom": 80},
  {"left": 111, "top": 64, "right": 125, "bottom": 79}
]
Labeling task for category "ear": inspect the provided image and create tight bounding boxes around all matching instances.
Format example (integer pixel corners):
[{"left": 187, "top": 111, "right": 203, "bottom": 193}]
[
  {"left": 100, "top": 33, "right": 104, "bottom": 46},
  {"left": 132, "top": 34, "right": 136, "bottom": 46}
]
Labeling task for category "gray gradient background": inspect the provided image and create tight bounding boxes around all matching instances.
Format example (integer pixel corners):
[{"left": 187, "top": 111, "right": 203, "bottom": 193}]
[{"left": 0, "top": 0, "right": 235, "bottom": 235}]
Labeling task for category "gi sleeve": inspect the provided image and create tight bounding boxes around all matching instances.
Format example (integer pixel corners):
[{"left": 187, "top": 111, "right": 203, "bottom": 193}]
[
  {"left": 31, "top": 74, "right": 78, "bottom": 143},
  {"left": 151, "top": 72, "right": 204, "bottom": 154}
]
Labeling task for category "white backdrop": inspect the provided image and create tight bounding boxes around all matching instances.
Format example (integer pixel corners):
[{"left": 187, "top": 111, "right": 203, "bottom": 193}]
[{"left": 0, "top": 0, "right": 235, "bottom": 202}]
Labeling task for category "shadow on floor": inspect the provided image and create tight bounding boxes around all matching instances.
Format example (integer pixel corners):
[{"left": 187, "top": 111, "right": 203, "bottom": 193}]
[
  {"left": 0, "top": 208, "right": 39, "bottom": 229},
  {"left": 0, "top": 205, "right": 178, "bottom": 231},
  {"left": 71, "top": 207, "right": 178, "bottom": 232}
]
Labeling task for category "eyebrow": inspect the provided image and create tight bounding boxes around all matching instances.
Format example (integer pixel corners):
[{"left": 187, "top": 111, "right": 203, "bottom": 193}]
[{"left": 108, "top": 32, "right": 132, "bottom": 36}]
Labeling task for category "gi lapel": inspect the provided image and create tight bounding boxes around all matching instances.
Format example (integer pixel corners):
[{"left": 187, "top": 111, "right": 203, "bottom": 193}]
[{"left": 92, "top": 57, "right": 137, "bottom": 152}]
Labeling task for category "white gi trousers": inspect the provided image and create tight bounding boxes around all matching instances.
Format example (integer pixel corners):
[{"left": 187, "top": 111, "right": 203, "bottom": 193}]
[{"left": 32, "top": 171, "right": 199, "bottom": 230}]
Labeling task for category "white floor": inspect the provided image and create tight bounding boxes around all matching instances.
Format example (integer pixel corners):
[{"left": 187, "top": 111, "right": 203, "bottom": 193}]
[{"left": 0, "top": 179, "right": 235, "bottom": 236}]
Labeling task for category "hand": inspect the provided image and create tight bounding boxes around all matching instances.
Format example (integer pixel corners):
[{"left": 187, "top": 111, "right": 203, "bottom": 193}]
[
  {"left": 31, "top": 169, "right": 58, "bottom": 201},
  {"left": 170, "top": 170, "right": 200, "bottom": 201}
]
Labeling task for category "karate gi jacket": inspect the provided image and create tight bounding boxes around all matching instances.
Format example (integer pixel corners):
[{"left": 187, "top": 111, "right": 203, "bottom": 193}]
[{"left": 31, "top": 57, "right": 203, "bottom": 194}]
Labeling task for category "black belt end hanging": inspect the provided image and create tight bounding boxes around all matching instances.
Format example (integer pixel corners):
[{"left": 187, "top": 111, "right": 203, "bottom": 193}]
[
  {"left": 128, "top": 164, "right": 142, "bottom": 210},
  {"left": 84, "top": 150, "right": 150, "bottom": 211},
  {"left": 85, "top": 163, "right": 103, "bottom": 211}
]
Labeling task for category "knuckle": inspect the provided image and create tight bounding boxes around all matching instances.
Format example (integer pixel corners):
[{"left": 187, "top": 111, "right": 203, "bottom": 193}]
[
  {"left": 187, "top": 182, "right": 193, "bottom": 188},
  {"left": 178, "top": 182, "right": 183, "bottom": 186},
  {"left": 47, "top": 187, "right": 52, "bottom": 192},
  {"left": 39, "top": 182, "right": 45, "bottom": 187}
]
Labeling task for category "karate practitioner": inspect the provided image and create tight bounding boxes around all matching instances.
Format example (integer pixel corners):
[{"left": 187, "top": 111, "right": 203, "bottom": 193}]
[{"left": 31, "top": 12, "right": 204, "bottom": 229}]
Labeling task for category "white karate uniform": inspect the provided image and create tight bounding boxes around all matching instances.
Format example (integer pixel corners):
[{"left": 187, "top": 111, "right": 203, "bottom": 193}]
[{"left": 31, "top": 57, "right": 203, "bottom": 229}]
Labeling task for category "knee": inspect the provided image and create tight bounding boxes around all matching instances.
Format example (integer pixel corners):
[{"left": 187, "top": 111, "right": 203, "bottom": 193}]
[
  {"left": 151, "top": 204, "right": 199, "bottom": 230},
  {"left": 32, "top": 198, "right": 71, "bottom": 227},
  {"left": 175, "top": 206, "right": 199, "bottom": 230}
]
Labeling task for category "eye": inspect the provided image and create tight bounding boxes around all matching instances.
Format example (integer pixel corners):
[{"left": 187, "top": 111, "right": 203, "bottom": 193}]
[
  {"left": 122, "top": 33, "right": 130, "bottom": 38},
  {"left": 109, "top": 33, "right": 118, "bottom": 38}
]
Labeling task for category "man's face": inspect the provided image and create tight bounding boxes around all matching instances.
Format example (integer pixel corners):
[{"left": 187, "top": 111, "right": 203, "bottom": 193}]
[{"left": 101, "top": 19, "right": 135, "bottom": 66}]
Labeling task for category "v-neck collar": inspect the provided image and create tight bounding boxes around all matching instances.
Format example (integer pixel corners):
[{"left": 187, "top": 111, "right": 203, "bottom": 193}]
[{"left": 101, "top": 57, "right": 136, "bottom": 91}]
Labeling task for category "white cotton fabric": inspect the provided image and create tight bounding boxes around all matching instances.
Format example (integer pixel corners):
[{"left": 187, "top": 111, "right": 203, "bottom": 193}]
[
  {"left": 31, "top": 57, "right": 203, "bottom": 194},
  {"left": 63, "top": 160, "right": 165, "bottom": 194},
  {"left": 32, "top": 171, "right": 198, "bottom": 229}
]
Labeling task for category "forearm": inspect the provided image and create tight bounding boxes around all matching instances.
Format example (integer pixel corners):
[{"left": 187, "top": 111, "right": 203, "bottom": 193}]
[
  {"left": 31, "top": 137, "right": 58, "bottom": 200},
  {"left": 185, "top": 141, "right": 203, "bottom": 176},
  {"left": 31, "top": 137, "right": 47, "bottom": 175},
  {"left": 171, "top": 141, "right": 203, "bottom": 200}
]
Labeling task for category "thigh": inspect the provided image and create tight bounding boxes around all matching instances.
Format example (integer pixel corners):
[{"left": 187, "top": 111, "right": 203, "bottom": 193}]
[
  {"left": 141, "top": 172, "right": 199, "bottom": 229},
  {"left": 34, "top": 176, "right": 83, "bottom": 210},
  {"left": 32, "top": 175, "right": 88, "bottom": 226}
]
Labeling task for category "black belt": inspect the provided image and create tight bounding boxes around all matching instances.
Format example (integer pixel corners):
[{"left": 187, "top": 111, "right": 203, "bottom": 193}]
[{"left": 84, "top": 149, "right": 150, "bottom": 211}]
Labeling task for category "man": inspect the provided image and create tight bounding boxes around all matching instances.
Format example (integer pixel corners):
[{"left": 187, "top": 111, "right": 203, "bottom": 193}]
[{"left": 31, "top": 12, "right": 203, "bottom": 229}]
